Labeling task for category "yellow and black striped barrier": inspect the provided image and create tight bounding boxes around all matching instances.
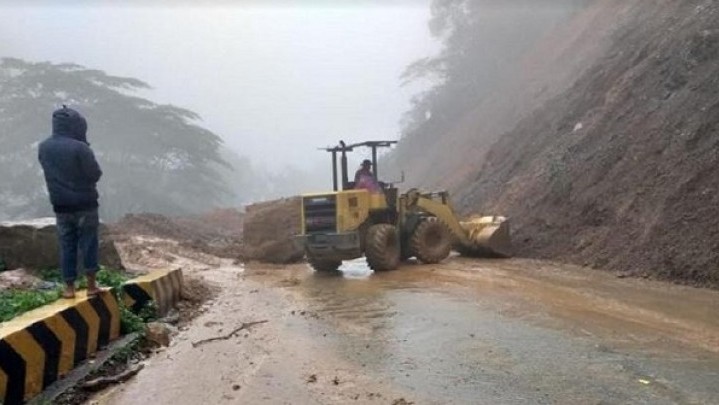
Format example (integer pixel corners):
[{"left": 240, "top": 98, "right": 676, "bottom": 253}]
[
  {"left": 0, "top": 290, "right": 121, "bottom": 404},
  {"left": 122, "top": 268, "right": 183, "bottom": 317},
  {"left": 0, "top": 268, "right": 183, "bottom": 404}
]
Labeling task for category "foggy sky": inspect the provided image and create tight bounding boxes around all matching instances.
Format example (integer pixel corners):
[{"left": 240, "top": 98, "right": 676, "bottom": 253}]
[{"left": 0, "top": 1, "right": 435, "bottom": 172}]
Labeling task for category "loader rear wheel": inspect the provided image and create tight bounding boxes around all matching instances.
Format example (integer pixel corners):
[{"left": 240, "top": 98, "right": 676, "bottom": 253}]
[
  {"left": 307, "top": 256, "right": 342, "bottom": 272},
  {"left": 409, "top": 217, "right": 452, "bottom": 264},
  {"left": 365, "top": 224, "right": 400, "bottom": 271}
]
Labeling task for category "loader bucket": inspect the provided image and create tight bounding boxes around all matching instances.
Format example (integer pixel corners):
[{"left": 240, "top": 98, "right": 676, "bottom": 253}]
[{"left": 456, "top": 216, "right": 512, "bottom": 258}]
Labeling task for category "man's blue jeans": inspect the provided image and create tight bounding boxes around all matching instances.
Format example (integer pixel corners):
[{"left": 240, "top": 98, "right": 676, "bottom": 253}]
[{"left": 56, "top": 209, "right": 99, "bottom": 284}]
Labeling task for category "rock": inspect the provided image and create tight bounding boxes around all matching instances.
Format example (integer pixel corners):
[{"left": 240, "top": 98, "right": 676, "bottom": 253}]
[
  {"left": 0, "top": 268, "right": 44, "bottom": 290},
  {"left": 145, "top": 322, "right": 172, "bottom": 347},
  {"left": 0, "top": 217, "right": 123, "bottom": 271},
  {"left": 161, "top": 308, "right": 180, "bottom": 325},
  {"left": 165, "top": 324, "right": 180, "bottom": 337}
]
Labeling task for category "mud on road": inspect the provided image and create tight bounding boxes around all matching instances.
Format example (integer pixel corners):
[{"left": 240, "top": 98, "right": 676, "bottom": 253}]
[{"left": 92, "top": 252, "right": 719, "bottom": 405}]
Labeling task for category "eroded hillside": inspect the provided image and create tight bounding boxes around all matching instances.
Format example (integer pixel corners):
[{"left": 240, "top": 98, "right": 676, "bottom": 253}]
[{"left": 393, "top": 0, "right": 719, "bottom": 286}]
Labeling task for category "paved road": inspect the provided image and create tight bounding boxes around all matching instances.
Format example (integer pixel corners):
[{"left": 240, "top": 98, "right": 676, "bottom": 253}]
[{"left": 97, "top": 256, "right": 719, "bottom": 404}]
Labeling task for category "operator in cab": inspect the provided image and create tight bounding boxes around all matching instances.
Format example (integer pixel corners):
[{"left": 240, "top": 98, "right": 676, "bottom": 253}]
[{"left": 354, "top": 159, "right": 382, "bottom": 193}]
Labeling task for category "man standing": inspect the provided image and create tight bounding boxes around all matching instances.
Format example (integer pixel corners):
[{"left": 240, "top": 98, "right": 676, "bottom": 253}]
[{"left": 38, "top": 106, "right": 103, "bottom": 299}]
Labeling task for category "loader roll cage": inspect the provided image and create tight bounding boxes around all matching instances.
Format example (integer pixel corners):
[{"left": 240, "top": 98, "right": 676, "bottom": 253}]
[{"left": 321, "top": 140, "right": 397, "bottom": 191}]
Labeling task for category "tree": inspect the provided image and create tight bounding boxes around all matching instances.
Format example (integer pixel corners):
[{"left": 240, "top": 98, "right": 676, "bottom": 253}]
[
  {"left": 0, "top": 58, "right": 230, "bottom": 220},
  {"left": 399, "top": 0, "right": 587, "bottom": 138},
  {"left": 213, "top": 147, "right": 259, "bottom": 207}
]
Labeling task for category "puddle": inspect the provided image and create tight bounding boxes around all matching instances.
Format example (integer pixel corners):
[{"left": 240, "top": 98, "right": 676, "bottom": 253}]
[{"left": 338, "top": 258, "right": 374, "bottom": 279}]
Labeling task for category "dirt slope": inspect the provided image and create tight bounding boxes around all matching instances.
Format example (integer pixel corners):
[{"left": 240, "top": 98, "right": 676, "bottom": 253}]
[
  {"left": 459, "top": 0, "right": 719, "bottom": 286},
  {"left": 387, "top": 0, "right": 634, "bottom": 193}
]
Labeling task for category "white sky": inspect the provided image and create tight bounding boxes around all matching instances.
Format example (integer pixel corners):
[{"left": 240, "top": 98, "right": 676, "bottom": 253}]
[{"left": 0, "top": 1, "right": 436, "bottom": 172}]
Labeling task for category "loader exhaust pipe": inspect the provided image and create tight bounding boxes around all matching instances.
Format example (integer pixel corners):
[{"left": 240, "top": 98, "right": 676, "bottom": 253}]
[{"left": 340, "top": 140, "right": 349, "bottom": 190}]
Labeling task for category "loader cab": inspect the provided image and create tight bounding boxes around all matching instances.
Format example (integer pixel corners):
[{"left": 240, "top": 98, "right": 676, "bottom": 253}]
[
  {"left": 323, "top": 140, "right": 397, "bottom": 193},
  {"left": 322, "top": 140, "right": 400, "bottom": 213}
]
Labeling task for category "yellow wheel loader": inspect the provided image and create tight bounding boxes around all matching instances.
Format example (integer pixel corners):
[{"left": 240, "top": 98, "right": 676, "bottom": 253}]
[{"left": 295, "top": 140, "right": 511, "bottom": 272}]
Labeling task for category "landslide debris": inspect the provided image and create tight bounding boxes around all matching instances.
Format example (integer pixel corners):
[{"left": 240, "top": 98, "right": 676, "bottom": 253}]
[
  {"left": 110, "top": 198, "right": 304, "bottom": 266},
  {"left": 110, "top": 208, "right": 245, "bottom": 259},
  {"left": 242, "top": 197, "right": 304, "bottom": 264}
]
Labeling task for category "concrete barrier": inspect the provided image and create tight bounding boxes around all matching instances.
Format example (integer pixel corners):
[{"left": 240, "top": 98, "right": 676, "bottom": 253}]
[
  {"left": 122, "top": 268, "right": 183, "bottom": 317},
  {"left": 0, "top": 291, "right": 121, "bottom": 404},
  {"left": 0, "top": 268, "right": 183, "bottom": 404}
]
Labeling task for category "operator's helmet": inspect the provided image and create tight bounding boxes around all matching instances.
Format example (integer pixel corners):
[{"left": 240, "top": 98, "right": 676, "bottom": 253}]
[{"left": 361, "top": 159, "right": 372, "bottom": 168}]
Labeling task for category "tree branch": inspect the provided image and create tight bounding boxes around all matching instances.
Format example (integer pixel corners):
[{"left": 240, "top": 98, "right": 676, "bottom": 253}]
[{"left": 191, "top": 320, "right": 268, "bottom": 348}]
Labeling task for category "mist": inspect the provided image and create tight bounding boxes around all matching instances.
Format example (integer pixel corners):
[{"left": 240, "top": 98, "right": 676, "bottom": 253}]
[
  {"left": 0, "top": 1, "right": 435, "bottom": 178},
  {"left": 0, "top": 0, "right": 588, "bottom": 220}
]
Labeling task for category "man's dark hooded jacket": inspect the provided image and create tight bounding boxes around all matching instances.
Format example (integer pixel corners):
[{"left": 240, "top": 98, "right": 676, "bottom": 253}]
[{"left": 38, "top": 107, "right": 102, "bottom": 213}]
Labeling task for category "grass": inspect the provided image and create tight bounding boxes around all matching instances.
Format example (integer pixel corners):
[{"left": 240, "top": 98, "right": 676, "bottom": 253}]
[
  {"left": 0, "top": 267, "right": 132, "bottom": 323},
  {"left": 36, "top": 267, "right": 130, "bottom": 290},
  {"left": 0, "top": 289, "right": 62, "bottom": 322},
  {"left": 37, "top": 267, "right": 154, "bottom": 333},
  {"left": 120, "top": 301, "right": 157, "bottom": 334}
]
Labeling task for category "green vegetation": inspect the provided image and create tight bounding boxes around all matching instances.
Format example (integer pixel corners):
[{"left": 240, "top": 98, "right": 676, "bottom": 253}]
[
  {"left": 0, "top": 288, "right": 62, "bottom": 322},
  {"left": 36, "top": 267, "right": 157, "bottom": 334},
  {"left": 119, "top": 305, "right": 145, "bottom": 334},
  {"left": 0, "top": 268, "right": 150, "bottom": 328},
  {"left": 37, "top": 266, "right": 130, "bottom": 289},
  {"left": 119, "top": 301, "right": 157, "bottom": 335},
  {"left": 111, "top": 332, "right": 144, "bottom": 363}
]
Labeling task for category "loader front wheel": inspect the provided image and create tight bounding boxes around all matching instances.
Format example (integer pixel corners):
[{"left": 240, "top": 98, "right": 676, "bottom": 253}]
[
  {"left": 365, "top": 224, "right": 401, "bottom": 271},
  {"left": 409, "top": 217, "right": 452, "bottom": 264}
]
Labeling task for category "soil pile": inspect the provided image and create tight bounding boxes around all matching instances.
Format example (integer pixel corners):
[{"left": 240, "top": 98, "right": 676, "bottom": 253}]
[
  {"left": 111, "top": 208, "right": 245, "bottom": 259},
  {"left": 242, "top": 197, "right": 303, "bottom": 264},
  {"left": 457, "top": 0, "right": 719, "bottom": 286},
  {"left": 110, "top": 201, "right": 304, "bottom": 265}
]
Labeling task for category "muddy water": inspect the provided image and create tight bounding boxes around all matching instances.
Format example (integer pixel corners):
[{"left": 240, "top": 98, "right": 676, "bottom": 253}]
[
  {"left": 104, "top": 256, "right": 719, "bottom": 404},
  {"left": 251, "top": 257, "right": 719, "bottom": 404}
]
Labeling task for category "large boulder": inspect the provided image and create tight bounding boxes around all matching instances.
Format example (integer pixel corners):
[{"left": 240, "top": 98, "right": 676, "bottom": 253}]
[
  {"left": 0, "top": 218, "right": 123, "bottom": 271},
  {"left": 242, "top": 197, "right": 303, "bottom": 264}
]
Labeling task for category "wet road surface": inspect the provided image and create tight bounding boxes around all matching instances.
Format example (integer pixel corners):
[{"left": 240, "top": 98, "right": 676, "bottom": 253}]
[{"left": 99, "top": 256, "right": 719, "bottom": 404}]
